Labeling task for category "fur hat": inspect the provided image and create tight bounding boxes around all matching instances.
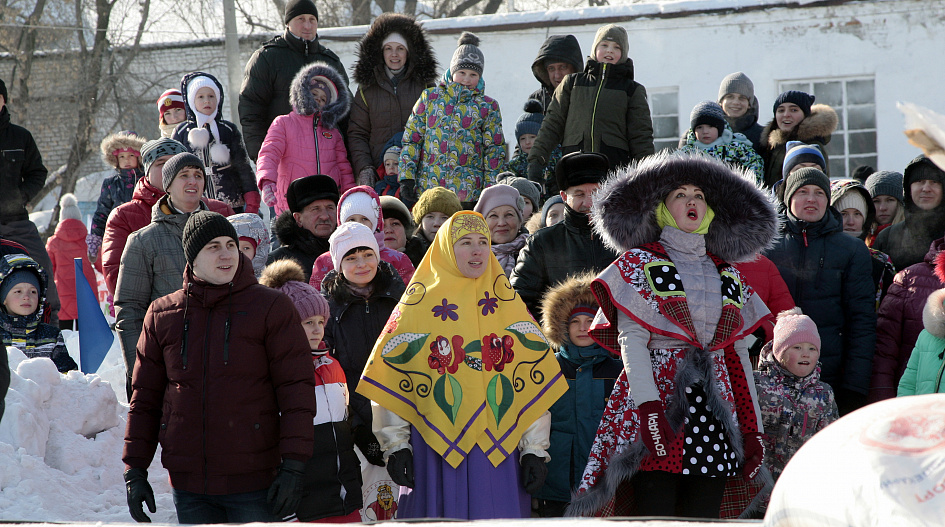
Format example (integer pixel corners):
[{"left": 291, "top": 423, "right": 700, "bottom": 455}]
[
  {"left": 516, "top": 99, "right": 544, "bottom": 140},
  {"left": 284, "top": 0, "right": 318, "bottom": 25},
  {"left": 259, "top": 259, "right": 329, "bottom": 321},
  {"left": 556, "top": 151, "right": 610, "bottom": 193},
  {"left": 140, "top": 138, "right": 188, "bottom": 179},
  {"left": 380, "top": 195, "right": 413, "bottom": 230},
  {"left": 328, "top": 222, "right": 379, "bottom": 272},
  {"left": 865, "top": 170, "right": 904, "bottom": 202},
  {"left": 773, "top": 90, "right": 815, "bottom": 117},
  {"left": 591, "top": 152, "right": 777, "bottom": 263},
  {"left": 59, "top": 193, "right": 82, "bottom": 222},
  {"left": 498, "top": 174, "right": 542, "bottom": 211},
  {"left": 540, "top": 272, "right": 599, "bottom": 348},
  {"left": 162, "top": 152, "right": 205, "bottom": 192},
  {"left": 772, "top": 307, "right": 821, "bottom": 363},
  {"left": 157, "top": 89, "right": 185, "bottom": 124},
  {"left": 783, "top": 167, "right": 830, "bottom": 207},
  {"left": 717, "top": 71, "right": 754, "bottom": 102},
  {"left": 182, "top": 211, "right": 238, "bottom": 268},
  {"left": 690, "top": 101, "right": 727, "bottom": 138},
  {"left": 100, "top": 131, "right": 146, "bottom": 169},
  {"left": 338, "top": 186, "right": 382, "bottom": 231},
  {"left": 450, "top": 32, "right": 485, "bottom": 76},
  {"left": 289, "top": 62, "right": 351, "bottom": 128},
  {"left": 474, "top": 184, "right": 524, "bottom": 223},
  {"left": 591, "top": 24, "right": 629, "bottom": 64},
  {"left": 287, "top": 175, "right": 340, "bottom": 213},
  {"left": 412, "top": 187, "right": 462, "bottom": 225},
  {"left": 782, "top": 141, "right": 826, "bottom": 179}
]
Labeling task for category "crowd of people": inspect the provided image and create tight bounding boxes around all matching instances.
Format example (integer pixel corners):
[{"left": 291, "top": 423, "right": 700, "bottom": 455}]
[{"left": 2, "top": 0, "right": 945, "bottom": 523}]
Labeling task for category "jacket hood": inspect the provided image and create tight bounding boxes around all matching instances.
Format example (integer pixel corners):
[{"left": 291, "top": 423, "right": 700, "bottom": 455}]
[
  {"left": 0, "top": 253, "right": 47, "bottom": 322},
  {"left": 352, "top": 13, "right": 439, "bottom": 87},
  {"left": 530, "top": 35, "right": 584, "bottom": 90},
  {"left": 540, "top": 271, "right": 599, "bottom": 349},
  {"left": 228, "top": 213, "right": 270, "bottom": 276},
  {"left": 289, "top": 62, "right": 351, "bottom": 128},
  {"left": 100, "top": 132, "right": 146, "bottom": 168},
  {"left": 591, "top": 152, "right": 778, "bottom": 263},
  {"left": 53, "top": 218, "right": 89, "bottom": 242},
  {"left": 758, "top": 341, "right": 823, "bottom": 389},
  {"left": 439, "top": 68, "right": 485, "bottom": 94},
  {"left": 584, "top": 58, "right": 634, "bottom": 81},
  {"left": 903, "top": 155, "right": 945, "bottom": 211},
  {"left": 762, "top": 103, "right": 839, "bottom": 150},
  {"left": 829, "top": 178, "right": 876, "bottom": 241},
  {"left": 180, "top": 71, "right": 225, "bottom": 123},
  {"left": 922, "top": 288, "right": 945, "bottom": 340}
]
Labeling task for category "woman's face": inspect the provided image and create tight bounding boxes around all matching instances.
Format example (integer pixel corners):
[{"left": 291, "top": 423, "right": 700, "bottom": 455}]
[
  {"left": 421, "top": 212, "right": 449, "bottom": 241},
  {"left": 664, "top": 185, "right": 707, "bottom": 233},
  {"left": 453, "top": 233, "right": 489, "bottom": 279},
  {"left": 383, "top": 217, "right": 407, "bottom": 252},
  {"left": 545, "top": 203, "right": 566, "bottom": 226},
  {"left": 840, "top": 208, "right": 865, "bottom": 236},
  {"left": 911, "top": 179, "right": 943, "bottom": 211},
  {"left": 522, "top": 198, "right": 535, "bottom": 219},
  {"left": 383, "top": 42, "right": 408, "bottom": 71},
  {"left": 720, "top": 93, "right": 749, "bottom": 118},
  {"left": 789, "top": 184, "right": 829, "bottom": 223},
  {"left": 485, "top": 205, "right": 520, "bottom": 244},
  {"left": 776, "top": 103, "right": 804, "bottom": 133},
  {"left": 340, "top": 248, "right": 378, "bottom": 288},
  {"left": 872, "top": 195, "right": 899, "bottom": 224}
]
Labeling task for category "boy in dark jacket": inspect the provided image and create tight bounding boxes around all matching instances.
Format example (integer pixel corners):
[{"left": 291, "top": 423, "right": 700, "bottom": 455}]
[{"left": 87, "top": 131, "right": 146, "bottom": 261}]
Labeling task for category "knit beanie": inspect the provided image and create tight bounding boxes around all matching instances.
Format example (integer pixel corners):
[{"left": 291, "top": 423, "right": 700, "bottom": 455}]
[
  {"left": 556, "top": 151, "right": 609, "bottom": 193},
  {"left": 515, "top": 99, "right": 544, "bottom": 140},
  {"left": 833, "top": 189, "right": 868, "bottom": 218},
  {"left": 380, "top": 195, "right": 413, "bottom": 230},
  {"left": 338, "top": 189, "right": 381, "bottom": 231},
  {"left": 717, "top": 71, "right": 754, "bottom": 102},
  {"left": 783, "top": 167, "right": 831, "bottom": 207},
  {"left": 569, "top": 304, "right": 596, "bottom": 322},
  {"left": 540, "top": 195, "right": 564, "bottom": 225},
  {"left": 162, "top": 152, "right": 205, "bottom": 192},
  {"left": 59, "top": 193, "right": 82, "bottom": 222},
  {"left": 773, "top": 307, "right": 821, "bottom": 365},
  {"left": 328, "top": 222, "right": 379, "bottom": 272},
  {"left": 259, "top": 260, "right": 329, "bottom": 321},
  {"left": 1, "top": 268, "right": 41, "bottom": 311},
  {"left": 157, "top": 89, "right": 185, "bottom": 123},
  {"left": 284, "top": 0, "right": 318, "bottom": 25},
  {"left": 0, "top": 78, "right": 7, "bottom": 103},
  {"left": 782, "top": 141, "right": 826, "bottom": 179},
  {"left": 591, "top": 24, "right": 629, "bottom": 65},
  {"left": 412, "top": 187, "right": 462, "bottom": 225},
  {"left": 383, "top": 145, "right": 401, "bottom": 164},
  {"left": 309, "top": 75, "right": 338, "bottom": 105},
  {"left": 851, "top": 165, "right": 874, "bottom": 184},
  {"left": 182, "top": 211, "right": 239, "bottom": 268},
  {"left": 450, "top": 32, "right": 485, "bottom": 76},
  {"left": 865, "top": 171, "right": 904, "bottom": 201},
  {"left": 185, "top": 76, "right": 220, "bottom": 118},
  {"left": 474, "top": 184, "right": 524, "bottom": 223},
  {"left": 498, "top": 174, "right": 542, "bottom": 211},
  {"left": 141, "top": 138, "right": 188, "bottom": 178},
  {"left": 689, "top": 101, "right": 727, "bottom": 137},
  {"left": 382, "top": 32, "right": 409, "bottom": 51},
  {"left": 773, "top": 90, "right": 815, "bottom": 117},
  {"left": 287, "top": 174, "right": 340, "bottom": 213}
]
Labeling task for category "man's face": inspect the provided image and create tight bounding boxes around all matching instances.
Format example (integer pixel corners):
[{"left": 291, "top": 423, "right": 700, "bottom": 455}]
[
  {"left": 192, "top": 236, "right": 239, "bottom": 285},
  {"left": 293, "top": 199, "right": 337, "bottom": 238},
  {"left": 545, "top": 62, "right": 575, "bottom": 88},
  {"left": 560, "top": 183, "right": 599, "bottom": 214},
  {"left": 167, "top": 166, "right": 205, "bottom": 212},
  {"left": 287, "top": 14, "right": 318, "bottom": 41},
  {"left": 147, "top": 154, "right": 174, "bottom": 188}
]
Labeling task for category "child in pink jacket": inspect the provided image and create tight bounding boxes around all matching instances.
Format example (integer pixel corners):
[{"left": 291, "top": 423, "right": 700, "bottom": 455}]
[{"left": 257, "top": 62, "right": 355, "bottom": 216}]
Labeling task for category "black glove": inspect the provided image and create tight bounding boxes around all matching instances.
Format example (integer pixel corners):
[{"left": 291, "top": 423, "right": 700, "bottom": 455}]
[
  {"left": 835, "top": 388, "right": 867, "bottom": 417},
  {"left": 353, "top": 425, "right": 385, "bottom": 467},
  {"left": 386, "top": 448, "right": 414, "bottom": 488},
  {"left": 520, "top": 453, "right": 548, "bottom": 494},
  {"left": 267, "top": 458, "right": 306, "bottom": 518},
  {"left": 400, "top": 179, "right": 418, "bottom": 205},
  {"left": 124, "top": 467, "right": 156, "bottom": 523},
  {"left": 526, "top": 161, "right": 544, "bottom": 186}
]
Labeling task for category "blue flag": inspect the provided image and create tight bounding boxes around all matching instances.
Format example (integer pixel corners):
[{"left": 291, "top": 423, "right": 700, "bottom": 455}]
[{"left": 75, "top": 258, "right": 112, "bottom": 373}]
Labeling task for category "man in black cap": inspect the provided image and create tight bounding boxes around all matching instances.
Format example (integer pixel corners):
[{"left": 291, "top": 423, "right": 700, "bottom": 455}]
[
  {"left": 267, "top": 175, "right": 340, "bottom": 281},
  {"left": 511, "top": 152, "right": 619, "bottom": 318},
  {"left": 239, "top": 0, "right": 348, "bottom": 161}
]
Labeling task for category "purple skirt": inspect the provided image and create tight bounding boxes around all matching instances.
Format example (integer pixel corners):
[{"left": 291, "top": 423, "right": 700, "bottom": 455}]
[{"left": 397, "top": 427, "right": 531, "bottom": 519}]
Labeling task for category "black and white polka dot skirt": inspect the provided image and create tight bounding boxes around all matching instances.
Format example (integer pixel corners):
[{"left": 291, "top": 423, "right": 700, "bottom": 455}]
[{"left": 681, "top": 384, "right": 738, "bottom": 477}]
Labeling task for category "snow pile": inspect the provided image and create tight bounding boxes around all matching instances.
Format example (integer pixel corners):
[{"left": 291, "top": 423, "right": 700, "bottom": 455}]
[{"left": 0, "top": 345, "right": 174, "bottom": 522}]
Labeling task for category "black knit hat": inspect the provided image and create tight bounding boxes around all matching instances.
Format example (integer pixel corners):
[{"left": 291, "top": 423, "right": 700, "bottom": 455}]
[
  {"left": 864, "top": 171, "right": 904, "bottom": 201},
  {"left": 286, "top": 174, "right": 340, "bottom": 213},
  {"left": 556, "top": 151, "right": 609, "bottom": 192},
  {"left": 689, "top": 101, "right": 727, "bottom": 137},
  {"left": 162, "top": 152, "right": 204, "bottom": 192},
  {"left": 773, "top": 90, "right": 815, "bottom": 117},
  {"left": 182, "top": 211, "right": 239, "bottom": 268},
  {"left": 0, "top": 78, "right": 7, "bottom": 103},
  {"left": 782, "top": 167, "right": 831, "bottom": 206},
  {"left": 284, "top": 0, "right": 318, "bottom": 25}
]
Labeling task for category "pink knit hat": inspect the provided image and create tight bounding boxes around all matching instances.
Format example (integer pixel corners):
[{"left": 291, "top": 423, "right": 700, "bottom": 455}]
[
  {"left": 258, "top": 260, "right": 329, "bottom": 320},
  {"left": 773, "top": 308, "right": 821, "bottom": 360}
]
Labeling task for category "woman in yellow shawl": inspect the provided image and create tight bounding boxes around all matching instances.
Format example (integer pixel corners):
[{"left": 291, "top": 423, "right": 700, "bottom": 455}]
[{"left": 358, "top": 210, "right": 567, "bottom": 519}]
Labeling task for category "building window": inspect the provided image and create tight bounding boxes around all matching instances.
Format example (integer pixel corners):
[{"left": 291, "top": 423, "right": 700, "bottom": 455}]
[
  {"left": 648, "top": 88, "right": 679, "bottom": 153},
  {"left": 779, "top": 77, "right": 876, "bottom": 178}
]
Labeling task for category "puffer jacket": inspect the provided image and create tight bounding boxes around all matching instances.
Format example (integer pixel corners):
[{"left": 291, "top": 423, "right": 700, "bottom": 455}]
[
  {"left": 403, "top": 232, "right": 431, "bottom": 268},
  {"left": 348, "top": 13, "right": 438, "bottom": 175},
  {"left": 676, "top": 125, "right": 764, "bottom": 184},
  {"left": 266, "top": 211, "right": 331, "bottom": 283},
  {"left": 399, "top": 71, "right": 508, "bottom": 203},
  {"left": 123, "top": 255, "right": 316, "bottom": 495},
  {"left": 89, "top": 168, "right": 143, "bottom": 244},
  {"left": 174, "top": 72, "right": 259, "bottom": 212},
  {"left": 759, "top": 104, "right": 838, "bottom": 188},
  {"left": 765, "top": 208, "right": 877, "bottom": 397},
  {"left": 323, "top": 261, "right": 405, "bottom": 430},
  {"left": 256, "top": 63, "right": 354, "bottom": 216},
  {"left": 753, "top": 345, "right": 838, "bottom": 482},
  {"left": 870, "top": 240, "right": 945, "bottom": 402},
  {"left": 898, "top": 288, "right": 945, "bottom": 396},
  {"left": 45, "top": 218, "right": 99, "bottom": 321},
  {"left": 239, "top": 29, "right": 348, "bottom": 160},
  {"left": 102, "top": 176, "right": 233, "bottom": 295},
  {"left": 529, "top": 59, "right": 655, "bottom": 171},
  {"left": 0, "top": 106, "right": 46, "bottom": 221},
  {"left": 527, "top": 34, "right": 584, "bottom": 115}
]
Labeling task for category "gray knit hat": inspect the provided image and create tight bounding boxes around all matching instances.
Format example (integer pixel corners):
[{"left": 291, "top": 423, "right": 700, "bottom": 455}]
[
  {"left": 141, "top": 138, "right": 188, "bottom": 179},
  {"left": 864, "top": 171, "right": 904, "bottom": 202},
  {"left": 450, "top": 32, "right": 484, "bottom": 76},
  {"left": 690, "top": 101, "right": 727, "bottom": 137},
  {"left": 717, "top": 72, "right": 755, "bottom": 102},
  {"left": 591, "top": 24, "right": 629, "bottom": 65},
  {"left": 161, "top": 152, "right": 204, "bottom": 192},
  {"left": 783, "top": 167, "right": 831, "bottom": 206},
  {"left": 182, "top": 211, "right": 238, "bottom": 268},
  {"left": 498, "top": 174, "right": 542, "bottom": 210}
]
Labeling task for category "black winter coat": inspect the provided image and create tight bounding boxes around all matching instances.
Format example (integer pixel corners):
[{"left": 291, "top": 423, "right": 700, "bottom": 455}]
[
  {"left": 267, "top": 211, "right": 330, "bottom": 282},
  {"left": 510, "top": 205, "right": 619, "bottom": 319},
  {"left": 0, "top": 107, "right": 46, "bottom": 220},
  {"left": 239, "top": 30, "right": 347, "bottom": 160},
  {"left": 765, "top": 208, "right": 877, "bottom": 396}
]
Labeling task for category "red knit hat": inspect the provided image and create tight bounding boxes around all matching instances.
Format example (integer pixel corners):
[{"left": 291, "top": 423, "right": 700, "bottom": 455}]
[
  {"left": 157, "top": 89, "right": 185, "bottom": 124},
  {"left": 773, "top": 308, "right": 820, "bottom": 361}
]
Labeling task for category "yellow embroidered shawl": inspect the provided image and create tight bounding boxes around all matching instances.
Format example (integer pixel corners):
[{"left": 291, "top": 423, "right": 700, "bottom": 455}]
[{"left": 358, "top": 211, "right": 567, "bottom": 468}]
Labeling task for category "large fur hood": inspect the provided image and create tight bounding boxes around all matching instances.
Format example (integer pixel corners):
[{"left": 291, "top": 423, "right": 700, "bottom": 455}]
[
  {"left": 762, "top": 103, "right": 839, "bottom": 151},
  {"left": 100, "top": 131, "right": 146, "bottom": 168},
  {"left": 352, "top": 13, "right": 438, "bottom": 87},
  {"left": 540, "top": 271, "right": 598, "bottom": 349},
  {"left": 591, "top": 152, "right": 777, "bottom": 263},
  {"left": 289, "top": 62, "right": 351, "bottom": 129},
  {"left": 923, "top": 288, "right": 945, "bottom": 340}
]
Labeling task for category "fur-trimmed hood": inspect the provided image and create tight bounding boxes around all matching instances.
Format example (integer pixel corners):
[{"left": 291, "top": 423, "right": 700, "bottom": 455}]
[
  {"left": 922, "top": 288, "right": 945, "bottom": 340},
  {"left": 352, "top": 13, "right": 439, "bottom": 87},
  {"left": 762, "top": 103, "right": 839, "bottom": 151},
  {"left": 591, "top": 152, "right": 778, "bottom": 263},
  {"left": 540, "top": 271, "right": 599, "bottom": 349},
  {"left": 100, "top": 132, "right": 146, "bottom": 168},
  {"left": 289, "top": 62, "right": 351, "bottom": 129}
]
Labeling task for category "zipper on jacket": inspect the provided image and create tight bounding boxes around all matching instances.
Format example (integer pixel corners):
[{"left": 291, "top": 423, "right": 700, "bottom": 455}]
[
  {"left": 589, "top": 63, "right": 608, "bottom": 152},
  {"left": 201, "top": 308, "right": 213, "bottom": 493},
  {"left": 802, "top": 228, "right": 808, "bottom": 247},
  {"left": 365, "top": 299, "right": 370, "bottom": 314},
  {"left": 313, "top": 115, "right": 321, "bottom": 174}
]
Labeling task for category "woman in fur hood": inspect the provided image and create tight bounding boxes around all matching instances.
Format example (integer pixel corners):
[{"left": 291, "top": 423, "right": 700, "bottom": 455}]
[
  {"left": 898, "top": 287, "right": 945, "bottom": 396},
  {"left": 760, "top": 90, "right": 838, "bottom": 188},
  {"left": 569, "top": 153, "right": 777, "bottom": 519},
  {"left": 256, "top": 61, "right": 354, "bottom": 217},
  {"left": 347, "top": 13, "right": 439, "bottom": 186}
]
